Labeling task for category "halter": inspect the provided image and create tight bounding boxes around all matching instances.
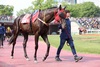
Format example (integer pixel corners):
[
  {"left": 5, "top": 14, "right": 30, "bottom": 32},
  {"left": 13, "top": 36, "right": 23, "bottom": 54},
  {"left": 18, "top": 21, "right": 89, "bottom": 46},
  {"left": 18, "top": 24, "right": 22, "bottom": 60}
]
[
  {"left": 54, "top": 9, "right": 66, "bottom": 22},
  {"left": 37, "top": 10, "right": 49, "bottom": 26}
]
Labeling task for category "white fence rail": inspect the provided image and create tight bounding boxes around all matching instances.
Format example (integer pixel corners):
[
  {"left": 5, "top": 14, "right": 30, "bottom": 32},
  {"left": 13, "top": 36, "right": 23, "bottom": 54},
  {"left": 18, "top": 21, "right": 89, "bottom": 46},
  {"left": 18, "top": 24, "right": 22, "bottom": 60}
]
[{"left": 86, "top": 29, "right": 100, "bottom": 34}]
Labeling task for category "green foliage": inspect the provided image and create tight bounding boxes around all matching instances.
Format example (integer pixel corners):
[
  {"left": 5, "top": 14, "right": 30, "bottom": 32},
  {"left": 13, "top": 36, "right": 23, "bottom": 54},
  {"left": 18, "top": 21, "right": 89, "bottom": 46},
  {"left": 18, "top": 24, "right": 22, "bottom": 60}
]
[
  {"left": 0, "top": 5, "right": 14, "bottom": 16},
  {"left": 66, "top": 2, "right": 100, "bottom": 17},
  {"left": 17, "top": 0, "right": 57, "bottom": 16},
  {"left": 32, "top": 0, "right": 57, "bottom": 10},
  {"left": 17, "top": 1, "right": 100, "bottom": 17},
  {"left": 32, "top": 0, "right": 44, "bottom": 10},
  {"left": 17, "top": 6, "right": 34, "bottom": 16}
]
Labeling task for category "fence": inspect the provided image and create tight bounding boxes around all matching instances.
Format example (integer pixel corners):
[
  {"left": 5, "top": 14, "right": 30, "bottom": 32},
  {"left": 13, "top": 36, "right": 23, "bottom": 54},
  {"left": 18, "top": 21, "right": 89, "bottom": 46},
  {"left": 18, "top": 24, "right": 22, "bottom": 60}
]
[{"left": 86, "top": 29, "right": 100, "bottom": 34}]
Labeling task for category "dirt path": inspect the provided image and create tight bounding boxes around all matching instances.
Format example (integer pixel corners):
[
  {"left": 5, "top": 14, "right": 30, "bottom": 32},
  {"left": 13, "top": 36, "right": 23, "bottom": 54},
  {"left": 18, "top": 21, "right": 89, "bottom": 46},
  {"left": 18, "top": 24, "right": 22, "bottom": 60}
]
[{"left": 0, "top": 36, "right": 100, "bottom": 67}]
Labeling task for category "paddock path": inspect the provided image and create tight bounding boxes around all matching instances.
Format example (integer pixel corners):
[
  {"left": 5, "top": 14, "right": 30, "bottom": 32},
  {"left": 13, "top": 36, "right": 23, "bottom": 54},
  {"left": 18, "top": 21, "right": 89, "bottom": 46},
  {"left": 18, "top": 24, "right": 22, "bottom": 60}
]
[{"left": 0, "top": 36, "right": 100, "bottom": 67}]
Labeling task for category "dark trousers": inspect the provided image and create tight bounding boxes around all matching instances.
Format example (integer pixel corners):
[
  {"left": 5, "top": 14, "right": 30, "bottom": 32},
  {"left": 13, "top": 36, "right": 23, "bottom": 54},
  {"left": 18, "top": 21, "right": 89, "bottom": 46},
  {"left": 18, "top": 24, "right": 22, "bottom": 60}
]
[
  {"left": 0, "top": 34, "right": 4, "bottom": 46},
  {"left": 56, "top": 38, "right": 77, "bottom": 56}
]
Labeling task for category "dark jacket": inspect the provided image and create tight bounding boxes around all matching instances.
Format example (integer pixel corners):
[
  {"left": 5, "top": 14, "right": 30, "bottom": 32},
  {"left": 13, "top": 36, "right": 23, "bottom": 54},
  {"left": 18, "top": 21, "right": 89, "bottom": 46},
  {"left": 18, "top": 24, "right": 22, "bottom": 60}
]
[
  {"left": 59, "top": 19, "right": 72, "bottom": 40},
  {"left": 0, "top": 26, "right": 6, "bottom": 34}
]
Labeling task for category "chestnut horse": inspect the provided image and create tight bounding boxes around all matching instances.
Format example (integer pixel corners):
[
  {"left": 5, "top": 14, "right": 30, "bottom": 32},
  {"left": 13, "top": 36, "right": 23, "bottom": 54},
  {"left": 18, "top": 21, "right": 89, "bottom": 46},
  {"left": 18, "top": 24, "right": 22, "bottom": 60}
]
[{"left": 8, "top": 5, "right": 66, "bottom": 62}]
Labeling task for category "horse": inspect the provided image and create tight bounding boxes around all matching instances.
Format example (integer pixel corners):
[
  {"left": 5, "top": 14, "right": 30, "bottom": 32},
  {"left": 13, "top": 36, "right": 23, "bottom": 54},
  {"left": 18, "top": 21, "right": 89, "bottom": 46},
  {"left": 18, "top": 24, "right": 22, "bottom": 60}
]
[{"left": 8, "top": 5, "right": 67, "bottom": 62}]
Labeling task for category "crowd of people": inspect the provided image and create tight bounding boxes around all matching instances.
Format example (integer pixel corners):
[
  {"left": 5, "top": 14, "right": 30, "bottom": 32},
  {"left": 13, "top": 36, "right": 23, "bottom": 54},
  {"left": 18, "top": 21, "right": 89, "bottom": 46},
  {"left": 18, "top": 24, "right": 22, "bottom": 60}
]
[
  {"left": 0, "top": 23, "right": 12, "bottom": 48},
  {"left": 76, "top": 17, "right": 100, "bottom": 29}
]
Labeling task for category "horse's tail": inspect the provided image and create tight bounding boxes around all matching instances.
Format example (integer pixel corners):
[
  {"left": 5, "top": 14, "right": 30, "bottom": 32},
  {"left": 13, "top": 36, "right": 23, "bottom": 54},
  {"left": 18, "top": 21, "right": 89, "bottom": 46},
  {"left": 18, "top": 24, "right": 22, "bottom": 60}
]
[{"left": 8, "top": 16, "right": 20, "bottom": 45}]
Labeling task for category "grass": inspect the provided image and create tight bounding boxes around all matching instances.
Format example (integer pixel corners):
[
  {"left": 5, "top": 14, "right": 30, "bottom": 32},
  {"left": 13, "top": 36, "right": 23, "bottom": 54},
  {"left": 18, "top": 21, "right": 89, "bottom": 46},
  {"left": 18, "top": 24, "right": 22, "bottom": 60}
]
[{"left": 39, "top": 35, "right": 100, "bottom": 54}]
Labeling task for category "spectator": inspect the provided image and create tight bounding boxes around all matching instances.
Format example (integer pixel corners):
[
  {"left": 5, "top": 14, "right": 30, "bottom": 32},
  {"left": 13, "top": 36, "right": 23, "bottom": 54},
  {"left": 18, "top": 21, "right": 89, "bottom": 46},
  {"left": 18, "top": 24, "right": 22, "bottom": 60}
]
[
  {"left": 0, "top": 23, "right": 6, "bottom": 48},
  {"left": 6, "top": 26, "right": 12, "bottom": 41}
]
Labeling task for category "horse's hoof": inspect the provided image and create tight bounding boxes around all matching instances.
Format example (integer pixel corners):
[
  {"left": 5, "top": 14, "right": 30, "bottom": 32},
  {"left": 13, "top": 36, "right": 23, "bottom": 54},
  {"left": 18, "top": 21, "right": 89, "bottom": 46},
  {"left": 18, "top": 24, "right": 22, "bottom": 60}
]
[
  {"left": 26, "top": 58, "right": 30, "bottom": 61},
  {"left": 43, "top": 59, "right": 46, "bottom": 61},
  {"left": 11, "top": 56, "right": 14, "bottom": 59},
  {"left": 42, "top": 57, "right": 46, "bottom": 61},
  {"left": 34, "top": 60, "right": 38, "bottom": 63}
]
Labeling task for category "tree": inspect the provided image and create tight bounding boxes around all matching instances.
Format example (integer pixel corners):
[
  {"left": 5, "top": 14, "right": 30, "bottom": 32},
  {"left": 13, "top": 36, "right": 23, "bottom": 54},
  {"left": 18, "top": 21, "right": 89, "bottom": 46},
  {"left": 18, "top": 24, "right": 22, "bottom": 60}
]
[
  {"left": 79, "top": 2, "right": 98, "bottom": 17},
  {"left": 17, "top": 0, "right": 57, "bottom": 16},
  {"left": 0, "top": 5, "right": 14, "bottom": 16},
  {"left": 17, "top": 1, "right": 100, "bottom": 17},
  {"left": 65, "top": 2, "right": 100, "bottom": 17}
]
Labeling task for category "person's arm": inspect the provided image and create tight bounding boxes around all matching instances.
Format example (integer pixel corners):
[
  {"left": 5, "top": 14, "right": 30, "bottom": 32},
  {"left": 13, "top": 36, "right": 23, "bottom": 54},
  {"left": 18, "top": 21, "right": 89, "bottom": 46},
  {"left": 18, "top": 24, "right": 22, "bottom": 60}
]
[{"left": 3, "top": 27, "right": 6, "bottom": 34}]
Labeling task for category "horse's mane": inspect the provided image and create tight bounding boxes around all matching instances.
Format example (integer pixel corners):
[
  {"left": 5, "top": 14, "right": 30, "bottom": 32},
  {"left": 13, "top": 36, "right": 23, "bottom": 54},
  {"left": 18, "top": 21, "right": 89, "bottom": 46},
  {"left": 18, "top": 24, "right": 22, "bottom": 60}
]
[
  {"left": 41, "top": 6, "right": 57, "bottom": 11},
  {"left": 47, "top": 6, "right": 57, "bottom": 9}
]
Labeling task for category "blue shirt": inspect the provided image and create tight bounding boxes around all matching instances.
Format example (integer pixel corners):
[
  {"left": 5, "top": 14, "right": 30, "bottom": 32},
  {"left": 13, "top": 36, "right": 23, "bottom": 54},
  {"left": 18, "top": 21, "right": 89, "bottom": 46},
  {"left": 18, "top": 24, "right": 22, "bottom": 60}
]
[
  {"left": 59, "top": 19, "right": 72, "bottom": 40},
  {"left": 0, "top": 26, "right": 6, "bottom": 34}
]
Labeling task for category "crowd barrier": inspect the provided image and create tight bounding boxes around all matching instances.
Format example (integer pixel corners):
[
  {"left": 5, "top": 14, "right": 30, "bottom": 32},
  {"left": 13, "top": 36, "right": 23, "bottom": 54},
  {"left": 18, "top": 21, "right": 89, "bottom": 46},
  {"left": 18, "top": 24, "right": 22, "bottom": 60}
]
[{"left": 86, "top": 29, "right": 100, "bottom": 34}]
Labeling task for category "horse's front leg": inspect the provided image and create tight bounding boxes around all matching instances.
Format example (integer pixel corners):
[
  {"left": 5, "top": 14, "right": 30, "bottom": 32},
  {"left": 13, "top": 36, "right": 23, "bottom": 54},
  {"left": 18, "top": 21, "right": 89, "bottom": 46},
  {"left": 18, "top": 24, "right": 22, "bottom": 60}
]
[
  {"left": 34, "top": 33, "right": 39, "bottom": 63},
  {"left": 22, "top": 33, "right": 29, "bottom": 61},
  {"left": 41, "top": 34, "right": 50, "bottom": 61}
]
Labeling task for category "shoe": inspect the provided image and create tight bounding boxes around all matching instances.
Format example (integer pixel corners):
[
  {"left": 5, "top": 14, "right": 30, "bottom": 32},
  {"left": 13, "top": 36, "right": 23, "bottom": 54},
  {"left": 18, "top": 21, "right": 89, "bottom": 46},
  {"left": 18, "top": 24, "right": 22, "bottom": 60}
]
[
  {"left": 74, "top": 56, "right": 83, "bottom": 62},
  {"left": 55, "top": 56, "right": 62, "bottom": 61}
]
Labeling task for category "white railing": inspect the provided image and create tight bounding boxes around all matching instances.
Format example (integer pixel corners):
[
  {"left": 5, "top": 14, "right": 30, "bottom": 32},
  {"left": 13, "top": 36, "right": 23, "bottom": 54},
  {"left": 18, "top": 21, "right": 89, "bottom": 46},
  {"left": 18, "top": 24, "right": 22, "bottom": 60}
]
[
  {"left": 0, "top": 20, "right": 14, "bottom": 23},
  {"left": 86, "top": 29, "right": 100, "bottom": 34}
]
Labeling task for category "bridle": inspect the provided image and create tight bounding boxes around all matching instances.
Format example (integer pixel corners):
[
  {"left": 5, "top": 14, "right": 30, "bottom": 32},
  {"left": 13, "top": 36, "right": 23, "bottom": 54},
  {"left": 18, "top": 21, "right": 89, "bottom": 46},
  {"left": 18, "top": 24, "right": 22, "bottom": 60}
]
[{"left": 54, "top": 9, "right": 66, "bottom": 23}]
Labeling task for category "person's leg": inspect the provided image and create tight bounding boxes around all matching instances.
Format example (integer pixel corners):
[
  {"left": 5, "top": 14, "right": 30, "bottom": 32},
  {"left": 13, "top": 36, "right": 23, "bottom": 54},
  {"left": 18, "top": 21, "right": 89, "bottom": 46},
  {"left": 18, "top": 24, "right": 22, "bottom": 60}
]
[
  {"left": 1, "top": 34, "right": 4, "bottom": 47},
  {"left": 55, "top": 38, "right": 66, "bottom": 61},
  {"left": 68, "top": 40, "right": 83, "bottom": 62},
  {"left": 67, "top": 40, "right": 76, "bottom": 55},
  {"left": 0, "top": 34, "right": 2, "bottom": 47}
]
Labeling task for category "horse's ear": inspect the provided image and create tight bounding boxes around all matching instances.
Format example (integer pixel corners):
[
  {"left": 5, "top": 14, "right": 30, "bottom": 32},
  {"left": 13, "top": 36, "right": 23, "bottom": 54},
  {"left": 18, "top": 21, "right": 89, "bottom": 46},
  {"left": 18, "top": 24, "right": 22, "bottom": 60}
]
[
  {"left": 59, "top": 5, "right": 62, "bottom": 10},
  {"left": 39, "top": 9, "right": 41, "bottom": 11},
  {"left": 63, "top": 6, "right": 66, "bottom": 10}
]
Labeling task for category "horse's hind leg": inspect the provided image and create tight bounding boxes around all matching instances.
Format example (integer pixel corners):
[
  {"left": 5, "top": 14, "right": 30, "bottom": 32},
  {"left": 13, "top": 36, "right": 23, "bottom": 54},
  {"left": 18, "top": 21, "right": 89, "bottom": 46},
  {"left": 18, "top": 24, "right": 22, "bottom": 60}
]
[
  {"left": 11, "top": 32, "right": 19, "bottom": 59},
  {"left": 34, "top": 33, "right": 39, "bottom": 63},
  {"left": 41, "top": 34, "right": 50, "bottom": 61},
  {"left": 22, "top": 32, "right": 29, "bottom": 61}
]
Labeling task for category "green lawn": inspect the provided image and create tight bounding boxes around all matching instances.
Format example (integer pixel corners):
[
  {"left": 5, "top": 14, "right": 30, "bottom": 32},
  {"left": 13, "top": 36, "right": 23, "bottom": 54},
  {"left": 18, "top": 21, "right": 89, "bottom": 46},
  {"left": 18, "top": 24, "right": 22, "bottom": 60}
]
[{"left": 40, "top": 35, "right": 100, "bottom": 54}]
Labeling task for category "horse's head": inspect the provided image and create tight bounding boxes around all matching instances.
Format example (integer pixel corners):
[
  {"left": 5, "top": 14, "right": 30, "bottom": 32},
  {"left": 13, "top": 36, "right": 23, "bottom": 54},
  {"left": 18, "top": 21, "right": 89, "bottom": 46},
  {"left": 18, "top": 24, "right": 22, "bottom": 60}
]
[
  {"left": 54, "top": 5, "right": 66, "bottom": 24},
  {"left": 38, "top": 5, "right": 66, "bottom": 26}
]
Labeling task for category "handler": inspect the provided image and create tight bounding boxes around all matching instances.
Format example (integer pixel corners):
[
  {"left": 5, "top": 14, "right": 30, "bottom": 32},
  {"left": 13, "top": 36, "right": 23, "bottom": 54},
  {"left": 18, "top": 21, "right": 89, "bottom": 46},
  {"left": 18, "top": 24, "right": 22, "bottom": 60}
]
[{"left": 55, "top": 10, "right": 83, "bottom": 62}]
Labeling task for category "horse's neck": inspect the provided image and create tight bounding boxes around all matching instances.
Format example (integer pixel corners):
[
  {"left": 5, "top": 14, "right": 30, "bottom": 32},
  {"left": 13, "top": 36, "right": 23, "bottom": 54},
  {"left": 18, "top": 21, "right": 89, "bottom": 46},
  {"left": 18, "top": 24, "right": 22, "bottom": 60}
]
[{"left": 40, "top": 8, "right": 57, "bottom": 23}]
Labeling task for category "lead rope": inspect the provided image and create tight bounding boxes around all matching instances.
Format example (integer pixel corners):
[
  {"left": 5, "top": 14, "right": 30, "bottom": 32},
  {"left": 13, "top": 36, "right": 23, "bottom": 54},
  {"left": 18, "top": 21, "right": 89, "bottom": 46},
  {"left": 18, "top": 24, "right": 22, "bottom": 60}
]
[
  {"left": 43, "top": 10, "right": 46, "bottom": 22},
  {"left": 37, "top": 10, "right": 48, "bottom": 26},
  {"left": 37, "top": 18, "right": 48, "bottom": 26}
]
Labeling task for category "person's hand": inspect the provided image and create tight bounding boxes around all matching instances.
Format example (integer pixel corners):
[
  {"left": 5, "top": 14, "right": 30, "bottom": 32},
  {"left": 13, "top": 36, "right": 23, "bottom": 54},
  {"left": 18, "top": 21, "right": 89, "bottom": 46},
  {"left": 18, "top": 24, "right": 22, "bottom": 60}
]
[
  {"left": 66, "top": 41, "right": 69, "bottom": 46},
  {"left": 4, "top": 34, "right": 5, "bottom": 36}
]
